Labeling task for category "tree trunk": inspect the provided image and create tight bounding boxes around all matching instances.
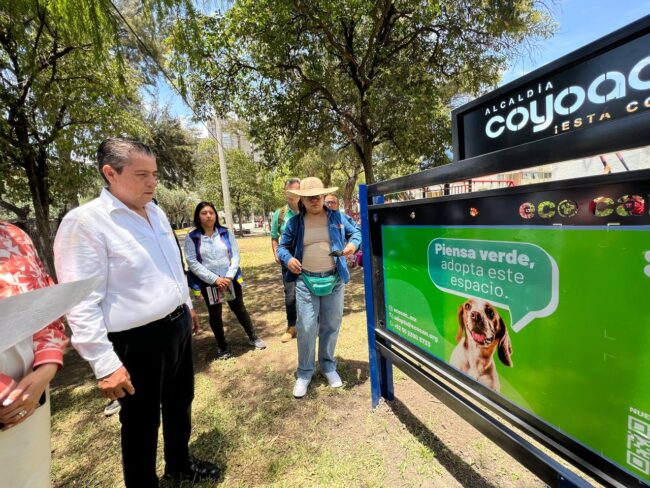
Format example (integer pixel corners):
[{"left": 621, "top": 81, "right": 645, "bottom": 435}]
[
  {"left": 237, "top": 208, "right": 244, "bottom": 236},
  {"left": 24, "top": 150, "right": 55, "bottom": 276},
  {"left": 362, "top": 139, "right": 374, "bottom": 184},
  {"left": 321, "top": 164, "right": 334, "bottom": 188},
  {"left": 343, "top": 164, "right": 361, "bottom": 214},
  {"left": 353, "top": 136, "right": 375, "bottom": 184}
]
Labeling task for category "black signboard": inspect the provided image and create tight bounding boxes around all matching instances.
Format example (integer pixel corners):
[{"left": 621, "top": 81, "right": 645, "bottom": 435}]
[
  {"left": 452, "top": 15, "right": 650, "bottom": 163},
  {"left": 365, "top": 173, "right": 650, "bottom": 488},
  {"left": 363, "top": 14, "right": 650, "bottom": 488}
]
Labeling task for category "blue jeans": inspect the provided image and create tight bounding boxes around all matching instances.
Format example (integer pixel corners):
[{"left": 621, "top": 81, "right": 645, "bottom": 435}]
[{"left": 295, "top": 278, "right": 345, "bottom": 380}]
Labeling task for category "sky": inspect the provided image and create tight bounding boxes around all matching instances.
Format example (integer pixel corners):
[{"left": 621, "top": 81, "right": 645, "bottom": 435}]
[
  {"left": 500, "top": 0, "right": 650, "bottom": 85},
  {"left": 154, "top": 0, "right": 650, "bottom": 131}
]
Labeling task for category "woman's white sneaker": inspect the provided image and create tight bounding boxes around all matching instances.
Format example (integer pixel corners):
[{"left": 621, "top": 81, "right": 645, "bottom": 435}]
[
  {"left": 323, "top": 371, "right": 343, "bottom": 388},
  {"left": 293, "top": 377, "right": 311, "bottom": 398}
]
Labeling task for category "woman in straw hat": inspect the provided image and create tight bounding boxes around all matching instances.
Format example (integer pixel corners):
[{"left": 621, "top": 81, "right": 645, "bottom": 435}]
[{"left": 276, "top": 177, "right": 361, "bottom": 398}]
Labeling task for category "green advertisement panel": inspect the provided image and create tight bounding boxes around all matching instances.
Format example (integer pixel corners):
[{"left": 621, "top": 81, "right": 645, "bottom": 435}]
[{"left": 383, "top": 225, "right": 650, "bottom": 482}]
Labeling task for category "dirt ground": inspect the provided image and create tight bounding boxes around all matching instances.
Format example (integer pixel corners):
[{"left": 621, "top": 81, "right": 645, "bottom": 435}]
[{"left": 50, "top": 235, "right": 595, "bottom": 487}]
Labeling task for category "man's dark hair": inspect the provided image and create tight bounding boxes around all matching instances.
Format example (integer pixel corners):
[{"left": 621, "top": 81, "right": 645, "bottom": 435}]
[
  {"left": 285, "top": 178, "right": 301, "bottom": 188},
  {"left": 97, "top": 138, "right": 155, "bottom": 184},
  {"left": 193, "top": 201, "right": 224, "bottom": 233}
]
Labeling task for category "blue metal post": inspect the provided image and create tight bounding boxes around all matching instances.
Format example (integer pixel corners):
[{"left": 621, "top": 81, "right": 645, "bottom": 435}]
[
  {"left": 359, "top": 185, "right": 394, "bottom": 407},
  {"left": 373, "top": 194, "right": 394, "bottom": 402}
]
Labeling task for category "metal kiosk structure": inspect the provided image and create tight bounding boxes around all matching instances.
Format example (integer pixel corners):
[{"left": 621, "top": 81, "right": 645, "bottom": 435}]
[{"left": 359, "top": 16, "right": 650, "bottom": 488}]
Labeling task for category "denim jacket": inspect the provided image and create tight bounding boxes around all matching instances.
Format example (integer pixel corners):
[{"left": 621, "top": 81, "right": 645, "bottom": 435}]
[{"left": 277, "top": 207, "right": 362, "bottom": 283}]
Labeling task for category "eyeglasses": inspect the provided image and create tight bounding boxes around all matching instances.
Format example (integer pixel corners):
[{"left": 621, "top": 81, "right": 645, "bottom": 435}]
[
  {"left": 303, "top": 195, "right": 323, "bottom": 201},
  {"left": 324, "top": 201, "right": 338, "bottom": 206}
]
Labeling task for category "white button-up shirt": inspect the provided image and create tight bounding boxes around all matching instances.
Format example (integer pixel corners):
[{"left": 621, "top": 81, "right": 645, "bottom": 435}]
[{"left": 54, "top": 188, "right": 192, "bottom": 378}]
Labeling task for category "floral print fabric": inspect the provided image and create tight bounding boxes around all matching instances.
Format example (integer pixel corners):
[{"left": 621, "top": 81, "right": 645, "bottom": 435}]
[{"left": 0, "top": 223, "right": 68, "bottom": 367}]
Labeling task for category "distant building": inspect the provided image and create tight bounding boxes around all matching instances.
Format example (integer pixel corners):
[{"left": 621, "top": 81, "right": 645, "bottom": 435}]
[
  {"left": 501, "top": 146, "right": 650, "bottom": 184},
  {"left": 207, "top": 118, "right": 258, "bottom": 159},
  {"left": 398, "top": 146, "right": 650, "bottom": 202}
]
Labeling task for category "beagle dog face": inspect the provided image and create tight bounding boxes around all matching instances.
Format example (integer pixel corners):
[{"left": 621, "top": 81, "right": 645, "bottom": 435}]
[{"left": 457, "top": 298, "right": 512, "bottom": 366}]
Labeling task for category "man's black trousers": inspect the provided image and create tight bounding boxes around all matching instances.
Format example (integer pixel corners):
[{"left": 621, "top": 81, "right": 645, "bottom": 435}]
[{"left": 108, "top": 305, "right": 194, "bottom": 487}]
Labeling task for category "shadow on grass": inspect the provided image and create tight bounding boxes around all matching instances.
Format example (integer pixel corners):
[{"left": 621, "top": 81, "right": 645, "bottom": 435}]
[
  {"left": 305, "top": 357, "right": 370, "bottom": 391},
  {"left": 50, "top": 253, "right": 369, "bottom": 486},
  {"left": 343, "top": 268, "right": 367, "bottom": 315},
  {"left": 388, "top": 397, "right": 497, "bottom": 488},
  {"left": 158, "top": 429, "right": 230, "bottom": 488}
]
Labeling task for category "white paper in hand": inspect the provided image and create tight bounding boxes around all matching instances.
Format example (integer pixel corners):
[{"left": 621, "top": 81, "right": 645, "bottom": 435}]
[{"left": 0, "top": 276, "right": 101, "bottom": 353}]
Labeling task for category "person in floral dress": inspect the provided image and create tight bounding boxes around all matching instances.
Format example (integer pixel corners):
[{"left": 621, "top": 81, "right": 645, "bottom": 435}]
[{"left": 0, "top": 222, "right": 69, "bottom": 487}]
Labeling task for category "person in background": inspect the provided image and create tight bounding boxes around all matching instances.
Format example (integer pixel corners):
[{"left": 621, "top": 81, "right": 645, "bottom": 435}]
[
  {"left": 277, "top": 178, "right": 361, "bottom": 398},
  {"left": 324, "top": 194, "right": 358, "bottom": 227},
  {"left": 324, "top": 193, "right": 363, "bottom": 269},
  {"left": 271, "top": 178, "right": 301, "bottom": 342},
  {"left": 0, "top": 222, "right": 69, "bottom": 487},
  {"left": 185, "top": 201, "right": 266, "bottom": 359},
  {"left": 54, "top": 138, "right": 218, "bottom": 487}
]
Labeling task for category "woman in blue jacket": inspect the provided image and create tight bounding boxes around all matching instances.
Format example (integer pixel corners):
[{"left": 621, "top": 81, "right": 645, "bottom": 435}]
[
  {"left": 185, "top": 202, "right": 266, "bottom": 359},
  {"left": 276, "top": 178, "right": 361, "bottom": 398}
]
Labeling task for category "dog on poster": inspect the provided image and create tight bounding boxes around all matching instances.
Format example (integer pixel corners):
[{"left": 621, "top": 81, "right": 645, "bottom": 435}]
[{"left": 449, "top": 298, "right": 513, "bottom": 392}]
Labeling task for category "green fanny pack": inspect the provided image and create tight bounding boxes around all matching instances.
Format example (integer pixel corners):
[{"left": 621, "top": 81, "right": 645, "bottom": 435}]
[{"left": 301, "top": 272, "right": 338, "bottom": 297}]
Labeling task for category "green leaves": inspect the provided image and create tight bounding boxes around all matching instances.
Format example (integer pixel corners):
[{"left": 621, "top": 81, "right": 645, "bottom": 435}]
[
  {"left": 174, "top": 0, "right": 554, "bottom": 182},
  {"left": 196, "top": 138, "right": 273, "bottom": 217},
  {"left": 141, "top": 105, "right": 198, "bottom": 188}
]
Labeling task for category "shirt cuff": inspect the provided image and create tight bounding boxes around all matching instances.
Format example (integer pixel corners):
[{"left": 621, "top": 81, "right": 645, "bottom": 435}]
[
  {"left": 93, "top": 351, "right": 124, "bottom": 380},
  {"left": 33, "top": 349, "right": 65, "bottom": 370}
]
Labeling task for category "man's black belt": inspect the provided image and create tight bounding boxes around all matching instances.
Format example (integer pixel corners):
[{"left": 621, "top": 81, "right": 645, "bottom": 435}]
[{"left": 162, "top": 305, "right": 186, "bottom": 322}]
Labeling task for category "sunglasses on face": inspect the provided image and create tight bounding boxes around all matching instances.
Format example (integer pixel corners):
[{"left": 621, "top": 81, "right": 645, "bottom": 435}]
[
  {"left": 325, "top": 201, "right": 338, "bottom": 206},
  {"left": 303, "top": 195, "right": 323, "bottom": 202}
]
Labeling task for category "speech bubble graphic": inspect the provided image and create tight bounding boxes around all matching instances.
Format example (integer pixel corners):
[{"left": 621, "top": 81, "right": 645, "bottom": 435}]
[{"left": 428, "top": 238, "right": 559, "bottom": 332}]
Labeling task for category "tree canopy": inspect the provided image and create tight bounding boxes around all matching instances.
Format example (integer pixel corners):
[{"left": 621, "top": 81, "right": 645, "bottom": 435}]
[
  {"left": 144, "top": 105, "right": 198, "bottom": 188},
  {"left": 0, "top": 0, "right": 199, "bottom": 271},
  {"left": 197, "top": 140, "right": 274, "bottom": 234},
  {"left": 173, "top": 0, "right": 555, "bottom": 184}
]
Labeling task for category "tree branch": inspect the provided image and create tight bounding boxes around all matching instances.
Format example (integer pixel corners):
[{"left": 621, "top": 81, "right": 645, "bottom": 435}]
[
  {"left": 39, "top": 104, "right": 68, "bottom": 145},
  {"left": 0, "top": 196, "right": 30, "bottom": 220},
  {"left": 292, "top": 0, "right": 360, "bottom": 70},
  {"left": 359, "top": 0, "right": 393, "bottom": 79}
]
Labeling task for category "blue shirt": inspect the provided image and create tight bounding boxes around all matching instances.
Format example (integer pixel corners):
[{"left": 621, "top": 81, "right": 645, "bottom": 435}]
[
  {"left": 277, "top": 207, "right": 362, "bottom": 283},
  {"left": 340, "top": 211, "right": 358, "bottom": 229},
  {"left": 184, "top": 229, "right": 240, "bottom": 284}
]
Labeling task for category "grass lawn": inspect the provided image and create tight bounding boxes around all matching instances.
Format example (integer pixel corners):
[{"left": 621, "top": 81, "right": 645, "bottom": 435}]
[{"left": 50, "top": 235, "right": 578, "bottom": 487}]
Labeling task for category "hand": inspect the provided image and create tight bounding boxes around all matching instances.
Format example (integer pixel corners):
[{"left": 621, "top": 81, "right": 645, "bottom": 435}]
[
  {"left": 214, "top": 277, "right": 231, "bottom": 290},
  {"left": 0, "top": 363, "right": 57, "bottom": 430},
  {"left": 287, "top": 257, "right": 302, "bottom": 274},
  {"left": 97, "top": 366, "right": 135, "bottom": 401},
  {"left": 190, "top": 308, "right": 200, "bottom": 334},
  {"left": 341, "top": 242, "right": 356, "bottom": 257}
]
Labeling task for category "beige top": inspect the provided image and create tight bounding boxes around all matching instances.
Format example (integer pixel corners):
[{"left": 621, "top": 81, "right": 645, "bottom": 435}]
[{"left": 302, "top": 212, "right": 335, "bottom": 272}]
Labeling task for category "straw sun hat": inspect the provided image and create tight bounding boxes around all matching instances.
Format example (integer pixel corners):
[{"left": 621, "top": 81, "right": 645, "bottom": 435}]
[{"left": 286, "top": 177, "right": 338, "bottom": 197}]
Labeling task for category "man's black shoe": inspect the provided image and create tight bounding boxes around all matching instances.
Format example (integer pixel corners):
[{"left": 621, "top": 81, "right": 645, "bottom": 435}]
[
  {"left": 215, "top": 347, "right": 231, "bottom": 360},
  {"left": 162, "top": 456, "right": 220, "bottom": 482}
]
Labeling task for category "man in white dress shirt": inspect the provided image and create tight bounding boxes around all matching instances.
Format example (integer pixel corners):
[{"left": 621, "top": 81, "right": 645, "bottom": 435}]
[{"left": 54, "top": 138, "right": 219, "bottom": 487}]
